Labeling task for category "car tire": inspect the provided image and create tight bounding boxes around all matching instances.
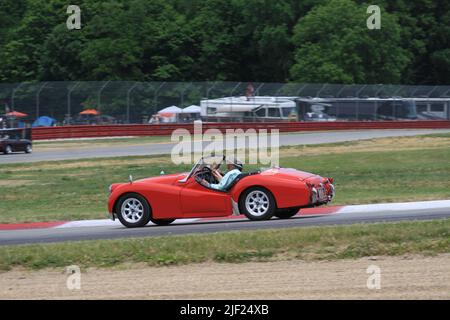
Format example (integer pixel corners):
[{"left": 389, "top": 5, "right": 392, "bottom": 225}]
[
  {"left": 25, "top": 144, "right": 32, "bottom": 153},
  {"left": 150, "top": 218, "right": 175, "bottom": 226},
  {"left": 239, "top": 187, "right": 276, "bottom": 221},
  {"left": 4, "top": 145, "right": 12, "bottom": 155},
  {"left": 275, "top": 207, "right": 300, "bottom": 219},
  {"left": 116, "top": 193, "right": 151, "bottom": 228}
]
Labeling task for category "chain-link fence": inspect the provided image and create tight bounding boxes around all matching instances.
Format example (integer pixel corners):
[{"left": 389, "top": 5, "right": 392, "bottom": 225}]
[{"left": 0, "top": 82, "right": 449, "bottom": 126}]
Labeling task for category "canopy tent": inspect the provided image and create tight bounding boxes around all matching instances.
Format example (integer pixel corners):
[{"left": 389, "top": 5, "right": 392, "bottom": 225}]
[
  {"left": 5, "top": 111, "right": 28, "bottom": 117},
  {"left": 158, "top": 106, "right": 182, "bottom": 114},
  {"left": 181, "top": 105, "right": 201, "bottom": 113},
  {"left": 79, "top": 109, "right": 100, "bottom": 115},
  {"left": 32, "top": 116, "right": 56, "bottom": 127}
]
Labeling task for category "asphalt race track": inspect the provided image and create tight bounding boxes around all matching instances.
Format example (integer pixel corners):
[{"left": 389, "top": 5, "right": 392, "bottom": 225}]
[
  {"left": 1, "top": 205, "right": 450, "bottom": 246},
  {"left": 1, "top": 129, "right": 450, "bottom": 164},
  {"left": 1, "top": 129, "right": 449, "bottom": 246}
]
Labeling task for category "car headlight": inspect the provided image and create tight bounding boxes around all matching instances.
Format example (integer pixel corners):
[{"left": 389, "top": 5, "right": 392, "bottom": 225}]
[{"left": 108, "top": 185, "right": 113, "bottom": 194}]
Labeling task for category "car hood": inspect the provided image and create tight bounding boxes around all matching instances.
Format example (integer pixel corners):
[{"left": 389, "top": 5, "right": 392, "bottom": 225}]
[
  {"left": 260, "top": 167, "right": 318, "bottom": 181},
  {"left": 135, "top": 173, "right": 188, "bottom": 185}
]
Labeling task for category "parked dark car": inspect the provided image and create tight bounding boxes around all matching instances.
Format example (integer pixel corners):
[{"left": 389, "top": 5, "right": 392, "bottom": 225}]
[{"left": 0, "top": 128, "right": 32, "bottom": 154}]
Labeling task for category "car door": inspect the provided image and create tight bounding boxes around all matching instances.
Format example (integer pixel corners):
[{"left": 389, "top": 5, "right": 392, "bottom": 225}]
[
  {"left": 19, "top": 139, "right": 30, "bottom": 151},
  {"left": 15, "top": 138, "right": 26, "bottom": 152},
  {"left": 10, "top": 134, "right": 22, "bottom": 152},
  {"left": 179, "top": 177, "right": 232, "bottom": 218}
]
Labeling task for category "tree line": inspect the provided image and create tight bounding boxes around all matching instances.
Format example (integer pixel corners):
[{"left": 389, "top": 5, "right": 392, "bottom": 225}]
[{"left": 0, "top": 0, "right": 449, "bottom": 85}]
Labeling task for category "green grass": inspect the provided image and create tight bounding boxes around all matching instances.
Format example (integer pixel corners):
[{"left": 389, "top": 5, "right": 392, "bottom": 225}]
[
  {"left": 33, "top": 131, "right": 312, "bottom": 148},
  {"left": 34, "top": 135, "right": 173, "bottom": 148},
  {"left": 283, "top": 147, "right": 450, "bottom": 204},
  {"left": 1, "top": 134, "right": 450, "bottom": 223},
  {"left": 0, "top": 218, "right": 449, "bottom": 271}
]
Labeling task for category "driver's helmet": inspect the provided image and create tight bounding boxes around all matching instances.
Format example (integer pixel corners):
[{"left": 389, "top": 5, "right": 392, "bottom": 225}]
[{"left": 226, "top": 157, "right": 243, "bottom": 171}]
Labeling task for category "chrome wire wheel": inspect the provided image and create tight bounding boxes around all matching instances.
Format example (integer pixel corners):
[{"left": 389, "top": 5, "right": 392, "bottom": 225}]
[
  {"left": 245, "top": 190, "right": 269, "bottom": 217},
  {"left": 5, "top": 145, "right": 12, "bottom": 154},
  {"left": 121, "top": 198, "right": 144, "bottom": 223},
  {"left": 25, "top": 144, "right": 32, "bottom": 153}
]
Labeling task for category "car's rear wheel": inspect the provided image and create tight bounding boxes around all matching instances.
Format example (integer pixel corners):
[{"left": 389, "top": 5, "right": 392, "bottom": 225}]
[
  {"left": 25, "top": 144, "right": 32, "bottom": 153},
  {"left": 275, "top": 207, "right": 300, "bottom": 219},
  {"left": 116, "top": 193, "right": 151, "bottom": 228},
  {"left": 150, "top": 218, "right": 175, "bottom": 226},
  {"left": 4, "top": 145, "right": 12, "bottom": 154},
  {"left": 239, "top": 187, "right": 275, "bottom": 221}
]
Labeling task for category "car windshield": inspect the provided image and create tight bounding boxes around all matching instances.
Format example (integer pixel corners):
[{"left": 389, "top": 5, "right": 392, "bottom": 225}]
[{"left": 180, "top": 155, "right": 225, "bottom": 182}]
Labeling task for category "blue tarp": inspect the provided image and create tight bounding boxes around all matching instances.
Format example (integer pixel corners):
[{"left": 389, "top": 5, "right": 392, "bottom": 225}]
[{"left": 32, "top": 116, "right": 56, "bottom": 127}]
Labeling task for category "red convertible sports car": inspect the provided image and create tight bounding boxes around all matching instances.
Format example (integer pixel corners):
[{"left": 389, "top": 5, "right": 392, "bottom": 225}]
[{"left": 108, "top": 156, "right": 335, "bottom": 228}]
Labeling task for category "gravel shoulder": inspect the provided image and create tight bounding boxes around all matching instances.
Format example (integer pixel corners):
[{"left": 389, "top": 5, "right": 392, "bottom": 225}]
[{"left": 1, "top": 254, "right": 449, "bottom": 299}]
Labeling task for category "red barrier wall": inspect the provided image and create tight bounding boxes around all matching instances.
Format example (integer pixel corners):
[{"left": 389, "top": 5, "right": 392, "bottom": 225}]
[{"left": 31, "top": 121, "right": 450, "bottom": 140}]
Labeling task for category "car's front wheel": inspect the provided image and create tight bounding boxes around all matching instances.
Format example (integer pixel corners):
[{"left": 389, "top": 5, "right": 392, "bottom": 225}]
[
  {"left": 4, "top": 145, "right": 12, "bottom": 154},
  {"left": 239, "top": 187, "right": 276, "bottom": 221},
  {"left": 116, "top": 193, "right": 151, "bottom": 228}
]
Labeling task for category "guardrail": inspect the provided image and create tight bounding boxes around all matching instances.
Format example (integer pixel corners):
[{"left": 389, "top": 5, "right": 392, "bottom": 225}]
[{"left": 31, "top": 121, "right": 450, "bottom": 140}]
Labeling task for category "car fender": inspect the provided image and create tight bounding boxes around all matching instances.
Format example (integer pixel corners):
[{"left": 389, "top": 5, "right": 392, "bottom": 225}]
[
  {"left": 230, "top": 174, "right": 310, "bottom": 209},
  {"left": 108, "top": 182, "right": 183, "bottom": 219}
]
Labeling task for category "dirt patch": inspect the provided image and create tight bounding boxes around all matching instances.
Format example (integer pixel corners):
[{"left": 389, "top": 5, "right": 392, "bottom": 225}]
[
  {"left": 0, "top": 180, "right": 34, "bottom": 187},
  {"left": 1, "top": 254, "right": 449, "bottom": 299}
]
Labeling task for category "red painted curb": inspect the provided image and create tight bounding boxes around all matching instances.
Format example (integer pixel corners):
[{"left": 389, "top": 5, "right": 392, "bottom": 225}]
[
  {"left": 300, "top": 205, "right": 343, "bottom": 216},
  {"left": 199, "top": 205, "right": 343, "bottom": 221},
  {"left": 0, "top": 221, "right": 67, "bottom": 231},
  {"left": 0, "top": 206, "right": 343, "bottom": 230}
]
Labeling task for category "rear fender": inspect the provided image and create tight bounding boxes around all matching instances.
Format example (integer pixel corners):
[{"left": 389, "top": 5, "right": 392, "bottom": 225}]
[{"left": 230, "top": 175, "right": 310, "bottom": 209}]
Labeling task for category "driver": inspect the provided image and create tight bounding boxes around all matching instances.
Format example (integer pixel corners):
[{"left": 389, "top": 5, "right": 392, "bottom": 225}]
[{"left": 199, "top": 158, "right": 243, "bottom": 191}]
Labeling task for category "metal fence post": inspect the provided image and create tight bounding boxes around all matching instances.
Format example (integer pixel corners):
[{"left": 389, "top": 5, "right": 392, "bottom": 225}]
[
  {"left": 336, "top": 85, "right": 348, "bottom": 98},
  {"left": 67, "top": 82, "right": 80, "bottom": 124},
  {"left": 126, "top": 82, "right": 139, "bottom": 124},
  {"left": 229, "top": 82, "right": 241, "bottom": 97},
  {"left": 206, "top": 82, "right": 217, "bottom": 100},
  {"left": 316, "top": 83, "right": 327, "bottom": 97},
  {"left": 426, "top": 86, "right": 438, "bottom": 98},
  {"left": 355, "top": 85, "right": 367, "bottom": 119},
  {"left": 180, "top": 82, "right": 193, "bottom": 108},
  {"left": 11, "top": 82, "right": 26, "bottom": 111},
  {"left": 442, "top": 87, "right": 450, "bottom": 96},
  {"left": 392, "top": 86, "right": 404, "bottom": 97},
  {"left": 229, "top": 82, "right": 242, "bottom": 112},
  {"left": 355, "top": 85, "right": 367, "bottom": 98},
  {"left": 296, "top": 84, "right": 308, "bottom": 96},
  {"left": 410, "top": 86, "right": 421, "bottom": 97},
  {"left": 153, "top": 82, "right": 166, "bottom": 114},
  {"left": 97, "top": 81, "right": 111, "bottom": 112},
  {"left": 374, "top": 84, "right": 384, "bottom": 97},
  {"left": 36, "top": 82, "right": 48, "bottom": 119},
  {"left": 254, "top": 83, "right": 265, "bottom": 96}
]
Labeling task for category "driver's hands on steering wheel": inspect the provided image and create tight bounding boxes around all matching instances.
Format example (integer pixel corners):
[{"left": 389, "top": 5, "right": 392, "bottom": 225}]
[{"left": 212, "top": 169, "right": 223, "bottom": 181}]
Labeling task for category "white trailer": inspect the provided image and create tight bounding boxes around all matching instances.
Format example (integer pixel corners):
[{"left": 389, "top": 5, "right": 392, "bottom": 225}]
[{"left": 200, "top": 96, "right": 296, "bottom": 122}]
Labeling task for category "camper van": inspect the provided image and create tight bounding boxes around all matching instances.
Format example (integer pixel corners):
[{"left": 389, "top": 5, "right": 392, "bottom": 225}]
[
  {"left": 296, "top": 98, "right": 420, "bottom": 121},
  {"left": 200, "top": 96, "right": 297, "bottom": 122}
]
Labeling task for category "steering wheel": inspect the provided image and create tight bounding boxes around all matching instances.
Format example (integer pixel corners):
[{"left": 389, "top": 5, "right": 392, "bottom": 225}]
[{"left": 194, "top": 166, "right": 216, "bottom": 184}]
